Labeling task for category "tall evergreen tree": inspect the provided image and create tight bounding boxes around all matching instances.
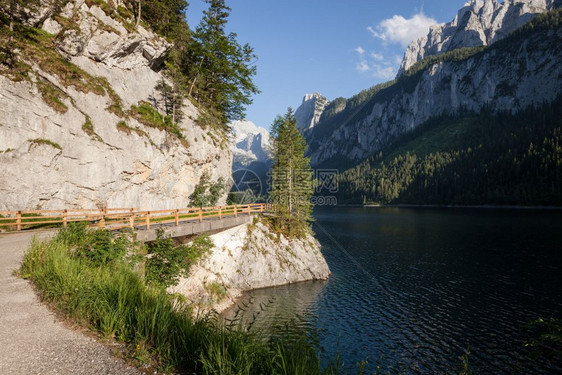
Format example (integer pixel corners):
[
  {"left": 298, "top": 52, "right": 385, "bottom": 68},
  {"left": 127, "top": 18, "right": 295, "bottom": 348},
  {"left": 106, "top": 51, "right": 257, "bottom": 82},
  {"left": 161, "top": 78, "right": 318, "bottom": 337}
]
[
  {"left": 269, "top": 108, "right": 314, "bottom": 237},
  {"left": 187, "top": 0, "right": 259, "bottom": 128}
]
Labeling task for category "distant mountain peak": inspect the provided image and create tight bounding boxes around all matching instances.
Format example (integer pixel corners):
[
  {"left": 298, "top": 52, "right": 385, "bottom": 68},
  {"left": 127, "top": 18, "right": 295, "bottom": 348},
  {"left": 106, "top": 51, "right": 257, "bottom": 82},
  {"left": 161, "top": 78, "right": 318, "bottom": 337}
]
[
  {"left": 295, "top": 93, "right": 330, "bottom": 131},
  {"left": 230, "top": 120, "right": 270, "bottom": 168}
]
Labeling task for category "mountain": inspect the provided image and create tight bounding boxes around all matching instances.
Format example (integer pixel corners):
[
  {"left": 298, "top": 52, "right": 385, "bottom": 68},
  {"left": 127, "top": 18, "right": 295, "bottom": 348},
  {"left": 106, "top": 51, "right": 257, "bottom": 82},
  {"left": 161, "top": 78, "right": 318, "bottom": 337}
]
[
  {"left": 229, "top": 120, "right": 271, "bottom": 200},
  {"left": 230, "top": 120, "right": 270, "bottom": 169},
  {"left": 0, "top": 0, "right": 231, "bottom": 210},
  {"left": 295, "top": 93, "right": 330, "bottom": 131},
  {"left": 397, "top": 0, "right": 558, "bottom": 76},
  {"left": 303, "top": 3, "right": 561, "bottom": 171}
]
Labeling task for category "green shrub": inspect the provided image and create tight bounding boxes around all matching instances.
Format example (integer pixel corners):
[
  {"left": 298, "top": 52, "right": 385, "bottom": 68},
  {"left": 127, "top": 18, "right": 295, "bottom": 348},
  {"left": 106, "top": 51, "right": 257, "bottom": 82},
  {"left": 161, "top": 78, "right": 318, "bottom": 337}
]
[
  {"left": 129, "top": 101, "right": 185, "bottom": 142},
  {"left": 146, "top": 231, "right": 213, "bottom": 288},
  {"left": 57, "top": 223, "right": 129, "bottom": 266},
  {"left": 189, "top": 171, "right": 225, "bottom": 207}
]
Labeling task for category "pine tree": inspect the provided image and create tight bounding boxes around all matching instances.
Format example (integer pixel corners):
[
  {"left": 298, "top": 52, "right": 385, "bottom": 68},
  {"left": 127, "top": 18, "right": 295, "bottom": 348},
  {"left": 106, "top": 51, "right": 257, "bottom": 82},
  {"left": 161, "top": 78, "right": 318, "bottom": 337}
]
[
  {"left": 187, "top": 0, "right": 259, "bottom": 128},
  {"left": 268, "top": 108, "right": 313, "bottom": 237}
]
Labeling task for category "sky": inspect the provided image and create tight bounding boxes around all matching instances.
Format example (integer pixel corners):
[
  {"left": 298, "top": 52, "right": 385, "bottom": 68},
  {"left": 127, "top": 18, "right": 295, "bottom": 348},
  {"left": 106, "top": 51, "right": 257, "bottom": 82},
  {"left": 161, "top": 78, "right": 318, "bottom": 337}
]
[{"left": 185, "top": 0, "right": 467, "bottom": 130}]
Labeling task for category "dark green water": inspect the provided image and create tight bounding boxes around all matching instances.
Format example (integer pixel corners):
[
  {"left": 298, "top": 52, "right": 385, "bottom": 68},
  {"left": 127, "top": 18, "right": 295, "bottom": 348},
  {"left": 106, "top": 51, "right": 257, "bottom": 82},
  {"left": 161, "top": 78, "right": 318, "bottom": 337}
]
[{"left": 224, "top": 207, "right": 562, "bottom": 374}]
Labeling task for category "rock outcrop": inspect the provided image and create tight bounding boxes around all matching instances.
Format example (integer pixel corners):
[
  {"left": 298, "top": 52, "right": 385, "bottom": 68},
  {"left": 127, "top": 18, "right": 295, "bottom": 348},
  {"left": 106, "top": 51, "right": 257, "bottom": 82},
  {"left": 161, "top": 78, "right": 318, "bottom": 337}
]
[
  {"left": 0, "top": 0, "right": 231, "bottom": 210},
  {"left": 397, "top": 0, "right": 558, "bottom": 75},
  {"left": 170, "top": 218, "right": 331, "bottom": 313},
  {"left": 294, "top": 93, "right": 330, "bottom": 131},
  {"left": 304, "top": 7, "right": 562, "bottom": 168}
]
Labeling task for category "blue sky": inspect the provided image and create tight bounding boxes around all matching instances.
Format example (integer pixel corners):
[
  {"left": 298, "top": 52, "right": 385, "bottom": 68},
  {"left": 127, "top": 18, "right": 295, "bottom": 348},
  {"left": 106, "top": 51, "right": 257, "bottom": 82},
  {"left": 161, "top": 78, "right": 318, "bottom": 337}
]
[{"left": 185, "top": 0, "right": 466, "bottom": 129}]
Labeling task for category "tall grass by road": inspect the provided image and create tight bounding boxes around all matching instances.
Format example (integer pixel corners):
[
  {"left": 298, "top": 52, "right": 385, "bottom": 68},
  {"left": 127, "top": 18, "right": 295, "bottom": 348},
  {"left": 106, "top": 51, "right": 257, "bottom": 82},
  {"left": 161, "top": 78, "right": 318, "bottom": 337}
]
[{"left": 19, "top": 224, "right": 329, "bottom": 374}]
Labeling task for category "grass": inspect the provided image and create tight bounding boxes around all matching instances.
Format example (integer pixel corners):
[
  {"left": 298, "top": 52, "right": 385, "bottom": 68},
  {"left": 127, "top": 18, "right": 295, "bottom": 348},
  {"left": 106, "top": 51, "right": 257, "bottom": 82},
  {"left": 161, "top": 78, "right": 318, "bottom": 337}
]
[
  {"left": 20, "top": 225, "right": 336, "bottom": 374},
  {"left": 28, "top": 138, "right": 62, "bottom": 151},
  {"left": 36, "top": 79, "right": 69, "bottom": 113},
  {"left": 116, "top": 121, "right": 148, "bottom": 137},
  {"left": 82, "top": 116, "right": 103, "bottom": 141},
  {"left": 129, "top": 101, "right": 188, "bottom": 147}
]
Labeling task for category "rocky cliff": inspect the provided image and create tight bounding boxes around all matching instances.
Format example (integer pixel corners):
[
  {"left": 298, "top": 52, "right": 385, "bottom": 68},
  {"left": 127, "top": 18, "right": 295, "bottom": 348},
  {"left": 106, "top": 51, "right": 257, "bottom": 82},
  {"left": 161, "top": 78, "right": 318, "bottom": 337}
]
[
  {"left": 170, "top": 218, "right": 331, "bottom": 313},
  {"left": 397, "top": 0, "right": 558, "bottom": 75},
  {"left": 295, "top": 92, "right": 330, "bottom": 131},
  {"left": 304, "top": 7, "right": 562, "bottom": 168},
  {"left": 0, "top": 0, "right": 231, "bottom": 210}
]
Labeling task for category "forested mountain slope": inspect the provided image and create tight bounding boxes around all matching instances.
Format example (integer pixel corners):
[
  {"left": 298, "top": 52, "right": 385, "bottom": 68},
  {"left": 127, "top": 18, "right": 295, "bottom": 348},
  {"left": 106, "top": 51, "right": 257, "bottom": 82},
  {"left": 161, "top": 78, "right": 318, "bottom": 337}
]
[
  {"left": 335, "top": 97, "right": 562, "bottom": 205},
  {"left": 305, "top": 8, "right": 562, "bottom": 170}
]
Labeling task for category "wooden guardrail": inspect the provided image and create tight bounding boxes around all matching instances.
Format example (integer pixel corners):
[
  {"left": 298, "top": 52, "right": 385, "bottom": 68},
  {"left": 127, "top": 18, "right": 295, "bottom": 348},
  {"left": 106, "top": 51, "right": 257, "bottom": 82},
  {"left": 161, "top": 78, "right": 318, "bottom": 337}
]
[{"left": 0, "top": 203, "right": 269, "bottom": 232}]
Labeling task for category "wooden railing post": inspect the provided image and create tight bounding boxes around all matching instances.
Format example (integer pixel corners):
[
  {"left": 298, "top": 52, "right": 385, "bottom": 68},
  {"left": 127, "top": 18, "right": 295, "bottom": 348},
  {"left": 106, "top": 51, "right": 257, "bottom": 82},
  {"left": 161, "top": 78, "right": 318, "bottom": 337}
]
[
  {"left": 198, "top": 207, "right": 203, "bottom": 222},
  {"left": 260, "top": 204, "right": 264, "bottom": 213},
  {"left": 247, "top": 205, "right": 251, "bottom": 216},
  {"left": 62, "top": 209, "right": 68, "bottom": 228},
  {"left": 175, "top": 209, "right": 179, "bottom": 226},
  {"left": 129, "top": 208, "right": 134, "bottom": 228},
  {"left": 145, "top": 211, "right": 150, "bottom": 229},
  {"left": 99, "top": 214, "right": 105, "bottom": 228},
  {"left": 16, "top": 211, "right": 21, "bottom": 231},
  {"left": 234, "top": 205, "right": 237, "bottom": 217},
  {"left": 218, "top": 206, "right": 222, "bottom": 220}
]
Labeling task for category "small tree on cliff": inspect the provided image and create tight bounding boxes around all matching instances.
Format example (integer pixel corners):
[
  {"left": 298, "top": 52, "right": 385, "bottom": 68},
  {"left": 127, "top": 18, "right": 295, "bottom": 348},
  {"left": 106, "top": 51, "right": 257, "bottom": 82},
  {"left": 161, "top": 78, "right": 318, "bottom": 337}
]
[{"left": 268, "top": 108, "right": 313, "bottom": 237}]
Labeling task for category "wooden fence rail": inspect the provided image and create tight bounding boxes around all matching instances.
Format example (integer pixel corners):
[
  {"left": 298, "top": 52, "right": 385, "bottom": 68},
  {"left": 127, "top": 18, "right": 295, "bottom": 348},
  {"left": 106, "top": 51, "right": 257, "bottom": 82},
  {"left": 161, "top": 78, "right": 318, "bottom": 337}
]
[{"left": 0, "top": 203, "right": 270, "bottom": 232}]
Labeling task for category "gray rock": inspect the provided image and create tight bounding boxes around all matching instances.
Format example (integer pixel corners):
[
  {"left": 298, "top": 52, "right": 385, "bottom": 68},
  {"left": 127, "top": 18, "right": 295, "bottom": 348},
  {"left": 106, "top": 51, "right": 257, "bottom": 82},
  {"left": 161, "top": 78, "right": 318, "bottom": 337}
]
[
  {"left": 0, "top": 0, "right": 231, "bottom": 210},
  {"left": 295, "top": 92, "right": 330, "bottom": 131},
  {"left": 169, "top": 220, "right": 331, "bottom": 313},
  {"left": 397, "top": 0, "right": 556, "bottom": 76}
]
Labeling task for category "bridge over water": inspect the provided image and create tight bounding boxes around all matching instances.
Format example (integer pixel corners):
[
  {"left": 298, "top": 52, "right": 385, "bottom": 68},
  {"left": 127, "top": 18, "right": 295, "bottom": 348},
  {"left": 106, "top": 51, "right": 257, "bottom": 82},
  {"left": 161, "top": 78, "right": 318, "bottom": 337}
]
[{"left": 0, "top": 204, "right": 269, "bottom": 241}]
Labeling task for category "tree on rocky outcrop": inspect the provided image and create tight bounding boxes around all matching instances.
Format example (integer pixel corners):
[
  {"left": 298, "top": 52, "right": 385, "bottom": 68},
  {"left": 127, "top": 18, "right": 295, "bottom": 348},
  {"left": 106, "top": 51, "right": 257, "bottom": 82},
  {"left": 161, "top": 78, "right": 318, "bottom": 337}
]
[
  {"left": 186, "top": 0, "right": 259, "bottom": 129},
  {"left": 268, "top": 108, "right": 314, "bottom": 237}
]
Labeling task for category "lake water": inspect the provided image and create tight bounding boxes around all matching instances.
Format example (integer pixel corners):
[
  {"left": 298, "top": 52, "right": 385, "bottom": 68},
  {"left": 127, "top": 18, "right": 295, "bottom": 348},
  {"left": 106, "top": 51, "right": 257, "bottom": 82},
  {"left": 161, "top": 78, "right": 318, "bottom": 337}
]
[{"left": 223, "top": 207, "right": 562, "bottom": 374}]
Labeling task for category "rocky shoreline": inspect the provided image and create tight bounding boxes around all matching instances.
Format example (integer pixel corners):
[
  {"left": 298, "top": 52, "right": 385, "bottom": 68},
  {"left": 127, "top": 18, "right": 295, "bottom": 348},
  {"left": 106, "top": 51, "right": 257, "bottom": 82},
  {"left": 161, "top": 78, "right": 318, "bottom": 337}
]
[{"left": 169, "top": 218, "right": 331, "bottom": 314}]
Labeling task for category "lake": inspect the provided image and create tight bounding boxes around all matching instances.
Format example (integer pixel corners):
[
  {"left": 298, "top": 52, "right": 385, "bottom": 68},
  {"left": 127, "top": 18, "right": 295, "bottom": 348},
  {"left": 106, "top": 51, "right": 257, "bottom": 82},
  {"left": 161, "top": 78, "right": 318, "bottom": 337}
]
[{"left": 223, "top": 206, "right": 562, "bottom": 374}]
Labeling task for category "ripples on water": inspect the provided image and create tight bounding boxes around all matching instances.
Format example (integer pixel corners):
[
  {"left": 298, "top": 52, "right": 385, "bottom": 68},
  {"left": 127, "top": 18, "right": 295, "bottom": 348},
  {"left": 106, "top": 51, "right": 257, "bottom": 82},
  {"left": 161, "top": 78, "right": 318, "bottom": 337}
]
[{"left": 222, "top": 207, "right": 562, "bottom": 374}]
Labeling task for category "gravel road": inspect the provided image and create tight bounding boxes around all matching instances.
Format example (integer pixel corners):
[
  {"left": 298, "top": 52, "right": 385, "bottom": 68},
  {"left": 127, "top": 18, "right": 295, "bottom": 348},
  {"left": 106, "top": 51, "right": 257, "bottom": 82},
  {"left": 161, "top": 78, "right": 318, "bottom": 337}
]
[{"left": 0, "top": 231, "right": 142, "bottom": 375}]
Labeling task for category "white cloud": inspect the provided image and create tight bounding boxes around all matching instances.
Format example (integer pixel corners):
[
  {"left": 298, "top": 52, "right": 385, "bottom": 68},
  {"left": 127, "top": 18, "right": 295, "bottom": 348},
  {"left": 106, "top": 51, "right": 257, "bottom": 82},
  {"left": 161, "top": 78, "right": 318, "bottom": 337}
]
[
  {"left": 368, "top": 12, "right": 436, "bottom": 47},
  {"left": 353, "top": 45, "right": 400, "bottom": 79},
  {"left": 354, "top": 46, "right": 370, "bottom": 72},
  {"left": 354, "top": 46, "right": 366, "bottom": 55},
  {"left": 372, "top": 65, "right": 396, "bottom": 80},
  {"left": 356, "top": 60, "right": 370, "bottom": 72}
]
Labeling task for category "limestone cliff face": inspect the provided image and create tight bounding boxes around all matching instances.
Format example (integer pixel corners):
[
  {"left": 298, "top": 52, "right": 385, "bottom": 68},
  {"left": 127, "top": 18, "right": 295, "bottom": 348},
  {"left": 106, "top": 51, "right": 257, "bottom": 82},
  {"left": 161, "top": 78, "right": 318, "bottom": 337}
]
[
  {"left": 170, "top": 219, "right": 331, "bottom": 313},
  {"left": 295, "top": 92, "right": 330, "bottom": 131},
  {"left": 397, "top": 0, "right": 558, "bottom": 76},
  {"left": 0, "top": 0, "right": 231, "bottom": 210},
  {"left": 305, "top": 8, "right": 562, "bottom": 167}
]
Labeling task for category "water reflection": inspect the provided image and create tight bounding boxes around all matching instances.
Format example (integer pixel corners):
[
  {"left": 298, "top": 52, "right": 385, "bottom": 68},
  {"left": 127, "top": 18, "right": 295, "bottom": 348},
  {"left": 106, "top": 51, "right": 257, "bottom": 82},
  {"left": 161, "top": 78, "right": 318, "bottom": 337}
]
[{"left": 222, "top": 280, "right": 328, "bottom": 335}]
